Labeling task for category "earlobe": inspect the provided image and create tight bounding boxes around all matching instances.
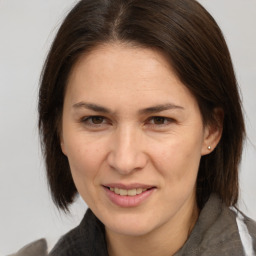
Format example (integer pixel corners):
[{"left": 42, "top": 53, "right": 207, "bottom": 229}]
[
  {"left": 60, "top": 133, "right": 67, "bottom": 156},
  {"left": 60, "top": 141, "right": 67, "bottom": 155},
  {"left": 201, "top": 125, "right": 222, "bottom": 155},
  {"left": 201, "top": 108, "right": 223, "bottom": 156}
]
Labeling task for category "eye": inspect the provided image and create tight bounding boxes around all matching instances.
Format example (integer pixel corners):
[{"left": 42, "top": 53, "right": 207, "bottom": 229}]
[
  {"left": 81, "top": 116, "right": 109, "bottom": 127},
  {"left": 147, "top": 116, "right": 173, "bottom": 125},
  {"left": 151, "top": 117, "right": 167, "bottom": 125},
  {"left": 89, "top": 116, "right": 105, "bottom": 124}
]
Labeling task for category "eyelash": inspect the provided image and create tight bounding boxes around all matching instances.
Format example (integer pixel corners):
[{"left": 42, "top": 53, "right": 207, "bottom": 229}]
[
  {"left": 81, "top": 116, "right": 108, "bottom": 127},
  {"left": 80, "top": 116, "right": 175, "bottom": 129},
  {"left": 146, "top": 116, "right": 174, "bottom": 126}
]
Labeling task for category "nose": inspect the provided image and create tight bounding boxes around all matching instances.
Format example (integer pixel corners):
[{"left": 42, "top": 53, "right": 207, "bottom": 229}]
[{"left": 107, "top": 125, "right": 148, "bottom": 175}]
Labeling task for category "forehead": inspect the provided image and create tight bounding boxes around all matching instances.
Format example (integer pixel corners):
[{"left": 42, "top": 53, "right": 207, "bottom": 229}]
[
  {"left": 65, "top": 43, "right": 197, "bottom": 110},
  {"left": 69, "top": 43, "right": 174, "bottom": 83}
]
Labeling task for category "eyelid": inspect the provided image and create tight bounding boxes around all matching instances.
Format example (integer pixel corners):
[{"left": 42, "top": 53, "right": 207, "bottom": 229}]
[
  {"left": 145, "top": 116, "right": 175, "bottom": 126},
  {"left": 79, "top": 115, "right": 175, "bottom": 129},
  {"left": 80, "top": 115, "right": 111, "bottom": 127}
]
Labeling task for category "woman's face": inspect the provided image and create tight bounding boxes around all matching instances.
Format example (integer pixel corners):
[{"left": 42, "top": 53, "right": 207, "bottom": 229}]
[{"left": 61, "top": 43, "right": 214, "bottom": 237}]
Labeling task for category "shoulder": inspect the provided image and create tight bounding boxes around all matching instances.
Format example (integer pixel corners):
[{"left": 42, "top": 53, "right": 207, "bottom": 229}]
[
  {"left": 175, "top": 194, "right": 256, "bottom": 255},
  {"left": 49, "top": 222, "right": 84, "bottom": 256},
  {"left": 8, "top": 239, "right": 47, "bottom": 256},
  {"left": 49, "top": 209, "right": 108, "bottom": 256},
  {"left": 236, "top": 209, "right": 256, "bottom": 237},
  {"left": 230, "top": 206, "right": 256, "bottom": 253}
]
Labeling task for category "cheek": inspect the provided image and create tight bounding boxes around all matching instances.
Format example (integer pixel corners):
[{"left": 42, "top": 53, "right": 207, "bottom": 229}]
[
  {"left": 151, "top": 134, "right": 203, "bottom": 180},
  {"left": 65, "top": 138, "right": 104, "bottom": 182},
  {"left": 65, "top": 141, "right": 105, "bottom": 206}
]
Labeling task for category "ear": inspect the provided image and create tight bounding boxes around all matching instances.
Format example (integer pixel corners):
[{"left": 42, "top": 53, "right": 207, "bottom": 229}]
[
  {"left": 60, "top": 133, "right": 67, "bottom": 156},
  {"left": 60, "top": 142, "right": 67, "bottom": 156},
  {"left": 201, "top": 108, "right": 223, "bottom": 156}
]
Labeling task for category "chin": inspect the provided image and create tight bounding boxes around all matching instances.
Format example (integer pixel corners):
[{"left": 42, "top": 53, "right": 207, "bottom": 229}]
[
  {"left": 108, "top": 222, "right": 155, "bottom": 237},
  {"left": 102, "top": 211, "right": 160, "bottom": 237}
]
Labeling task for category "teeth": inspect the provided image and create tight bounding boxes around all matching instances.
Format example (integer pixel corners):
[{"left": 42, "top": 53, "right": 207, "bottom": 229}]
[
  {"left": 128, "top": 189, "right": 136, "bottom": 196},
  {"left": 119, "top": 189, "right": 128, "bottom": 196},
  {"left": 136, "top": 188, "right": 143, "bottom": 194},
  {"left": 109, "top": 187, "right": 148, "bottom": 196}
]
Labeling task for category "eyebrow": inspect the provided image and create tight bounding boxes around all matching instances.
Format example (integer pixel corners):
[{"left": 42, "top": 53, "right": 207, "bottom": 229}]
[
  {"left": 73, "top": 102, "right": 111, "bottom": 113},
  {"left": 72, "top": 102, "right": 184, "bottom": 114},
  {"left": 138, "top": 103, "right": 184, "bottom": 115}
]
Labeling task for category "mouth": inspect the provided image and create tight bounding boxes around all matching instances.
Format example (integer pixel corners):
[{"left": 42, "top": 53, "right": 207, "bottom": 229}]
[
  {"left": 103, "top": 184, "right": 156, "bottom": 207},
  {"left": 105, "top": 186, "right": 152, "bottom": 196}
]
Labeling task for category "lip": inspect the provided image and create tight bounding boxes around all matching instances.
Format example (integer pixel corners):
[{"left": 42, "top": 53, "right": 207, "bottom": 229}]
[
  {"left": 103, "top": 183, "right": 154, "bottom": 190},
  {"left": 103, "top": 183, "right": 156, "bottom": 208}
]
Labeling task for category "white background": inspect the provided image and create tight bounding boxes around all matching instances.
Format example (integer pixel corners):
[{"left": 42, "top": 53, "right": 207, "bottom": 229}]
[{"left": 0, "top": 0, "right": 255, "bottom": 254}]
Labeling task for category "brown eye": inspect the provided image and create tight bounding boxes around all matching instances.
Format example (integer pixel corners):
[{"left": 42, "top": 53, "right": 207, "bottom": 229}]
[
  {"left": 91, "top": 116, "right": 104, "bottom": 124},
  {"left": 146, "top": 116, "right": 174, "bottom": 128},
  {"left": 80, "top": 115, "right": 112, "bottom": 130},
  {"left": 81, "top": 116, "right": 107, "bottom": 126},
  {"left": 152, "top": 117, "right": 166, "bottom": 125}
]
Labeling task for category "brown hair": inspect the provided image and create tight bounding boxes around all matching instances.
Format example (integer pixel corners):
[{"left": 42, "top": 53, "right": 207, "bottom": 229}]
[{"left": 39, "top": 0, "right": 245, "bottom": 211}]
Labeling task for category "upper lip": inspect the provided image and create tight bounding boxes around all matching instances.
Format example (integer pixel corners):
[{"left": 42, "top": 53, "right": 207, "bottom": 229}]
[{"left": 103, "top": 183, "right": 156, "bottom": 190}]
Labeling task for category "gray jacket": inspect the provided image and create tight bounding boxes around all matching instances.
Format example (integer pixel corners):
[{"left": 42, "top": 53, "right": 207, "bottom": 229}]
[
  {"left": 175, "top": 194, "right": 256, "bottom": 255},
  {"left": 21, "top": 194, "right": 247, "bottom": 255}
]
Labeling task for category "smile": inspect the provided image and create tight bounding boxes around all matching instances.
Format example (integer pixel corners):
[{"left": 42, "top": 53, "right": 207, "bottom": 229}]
[
  {"left": 109, "top": 187, "right": 147, "bottom": 196},
  {"left": 103, "top": 184, "right": 156, "bottom": 207}
]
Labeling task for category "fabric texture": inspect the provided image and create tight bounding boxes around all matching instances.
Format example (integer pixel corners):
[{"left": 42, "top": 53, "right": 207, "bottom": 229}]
[
  {"left": 9, "top": 238, "right": 47, "bottom": 256},
  {"left": 49, "top": 194, "right": 256, "bottom": 256},
  {"left": 174, "top": 195, "right": 256, "bottom": 256},
  {"left": 49, "top": 210, "right": 108, "bottom": 256}
]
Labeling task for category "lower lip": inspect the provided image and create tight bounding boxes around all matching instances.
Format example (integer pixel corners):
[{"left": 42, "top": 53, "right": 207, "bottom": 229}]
[{"left": 103, "top": 187, "right": 156, "bottom": 208}]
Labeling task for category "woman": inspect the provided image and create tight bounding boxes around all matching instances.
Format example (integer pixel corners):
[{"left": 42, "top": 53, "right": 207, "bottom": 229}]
[{"left": 39, "top": 0, "right": 256, "bottom": 255}]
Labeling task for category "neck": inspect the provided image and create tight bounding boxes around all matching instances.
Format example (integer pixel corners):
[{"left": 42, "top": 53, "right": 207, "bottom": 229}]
[{"left": 106, "top": 197, "right": 199, "bottom": 256}]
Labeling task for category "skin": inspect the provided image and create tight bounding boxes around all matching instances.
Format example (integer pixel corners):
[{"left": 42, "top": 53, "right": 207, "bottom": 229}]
[{"left": 61, "top": 43, "right": 222, "bottom": 256}]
